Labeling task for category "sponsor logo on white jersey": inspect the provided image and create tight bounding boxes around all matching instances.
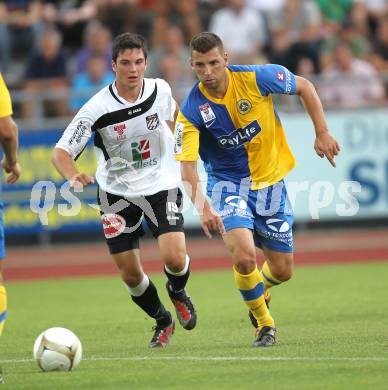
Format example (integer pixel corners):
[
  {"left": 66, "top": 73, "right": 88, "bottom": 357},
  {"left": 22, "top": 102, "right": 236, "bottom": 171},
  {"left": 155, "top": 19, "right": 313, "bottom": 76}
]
[
  {"left": 130, "top": 139, "right": 158, "bottom": 170},
  {"left": 128, "top": 107, "right": 142, "bottom": 116},
  {"left": 69, "top": 120, "right": 88, "bottom": 145}
]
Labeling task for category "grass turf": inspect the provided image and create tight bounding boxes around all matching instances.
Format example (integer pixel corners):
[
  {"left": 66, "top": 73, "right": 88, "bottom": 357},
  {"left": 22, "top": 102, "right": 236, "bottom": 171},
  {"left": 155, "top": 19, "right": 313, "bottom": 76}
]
[{"left": 1, "top": 262, "right": 388, "bottom": 389}]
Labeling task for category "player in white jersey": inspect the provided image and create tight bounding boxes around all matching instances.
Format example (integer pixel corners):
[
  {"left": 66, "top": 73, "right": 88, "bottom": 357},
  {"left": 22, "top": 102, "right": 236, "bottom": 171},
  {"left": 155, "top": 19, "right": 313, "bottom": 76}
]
[{"left": 52, "top": 33, "right": 197, "bottom": 348}]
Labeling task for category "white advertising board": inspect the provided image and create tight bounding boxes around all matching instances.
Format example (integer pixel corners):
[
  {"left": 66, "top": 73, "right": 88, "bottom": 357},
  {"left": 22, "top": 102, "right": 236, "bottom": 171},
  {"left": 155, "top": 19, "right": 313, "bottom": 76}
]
[{"left": 182, "top": 108, "right": 388, "bottom": 227}]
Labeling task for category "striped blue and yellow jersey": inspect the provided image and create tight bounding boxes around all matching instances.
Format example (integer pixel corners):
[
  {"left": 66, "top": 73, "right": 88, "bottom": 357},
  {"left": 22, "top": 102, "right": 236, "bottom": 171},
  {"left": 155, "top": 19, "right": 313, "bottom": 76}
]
[
  {"left": 0, "top": 73, "right": 12, "bottom": 118},
  {"left": 174, "top": 64, "right": 297, "bottom": 189}
]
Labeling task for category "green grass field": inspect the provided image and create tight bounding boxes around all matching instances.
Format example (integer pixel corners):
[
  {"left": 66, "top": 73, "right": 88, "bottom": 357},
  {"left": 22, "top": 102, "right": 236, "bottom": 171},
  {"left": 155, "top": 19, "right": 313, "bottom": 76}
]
[{"left": 1, "top": 262, "right": 388, "bottom": 389}]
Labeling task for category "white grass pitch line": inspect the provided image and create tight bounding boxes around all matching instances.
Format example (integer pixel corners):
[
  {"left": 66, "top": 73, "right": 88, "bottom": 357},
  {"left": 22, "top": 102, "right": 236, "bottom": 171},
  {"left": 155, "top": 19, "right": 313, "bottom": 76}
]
[{"left": 1, "top": 356, "right": 387, "bottom": 364}]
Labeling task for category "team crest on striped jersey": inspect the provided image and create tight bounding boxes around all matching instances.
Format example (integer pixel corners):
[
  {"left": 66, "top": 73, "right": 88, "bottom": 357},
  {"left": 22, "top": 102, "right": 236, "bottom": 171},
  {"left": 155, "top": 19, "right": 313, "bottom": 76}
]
[
  {"left": 146, "top": 113, "right": 160, "bottom": 131},
  {"left": 237, "top": 99, "right": 252, "bottom": 114}
]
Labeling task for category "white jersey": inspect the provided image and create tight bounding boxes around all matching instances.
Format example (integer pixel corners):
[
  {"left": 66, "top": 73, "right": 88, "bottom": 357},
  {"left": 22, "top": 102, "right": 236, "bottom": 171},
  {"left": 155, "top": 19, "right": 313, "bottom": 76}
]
[{"left": 56, "top": 78, "right": 181, "bottom": 197}]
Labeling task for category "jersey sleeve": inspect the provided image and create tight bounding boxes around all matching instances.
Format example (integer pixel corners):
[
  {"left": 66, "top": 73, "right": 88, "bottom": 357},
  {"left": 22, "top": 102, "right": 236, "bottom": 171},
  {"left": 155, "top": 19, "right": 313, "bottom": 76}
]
[
  {"left": 174, "top": 111, "right": 199, "bottom": 161},
  {"left": 0, "top": 74, "right": 13, "bottom": 118},
  {"left": 55, "top": 104, "right": 94, "bottom": 160},
  {"left": 157, "top": 78, "right": 175, "bottom": 121},
  {"left": 254, "top": 64, "right": 296, "bottom": 96}
]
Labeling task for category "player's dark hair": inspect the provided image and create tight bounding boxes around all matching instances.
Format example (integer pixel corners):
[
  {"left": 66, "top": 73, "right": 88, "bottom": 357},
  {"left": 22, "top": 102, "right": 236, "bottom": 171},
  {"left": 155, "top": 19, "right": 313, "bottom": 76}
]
[
  {"left": 112, "top": 33, "right": 148, "bottom": 62},
  {"left": 189, "top": 32, "right": 224, "bottom": 54}
]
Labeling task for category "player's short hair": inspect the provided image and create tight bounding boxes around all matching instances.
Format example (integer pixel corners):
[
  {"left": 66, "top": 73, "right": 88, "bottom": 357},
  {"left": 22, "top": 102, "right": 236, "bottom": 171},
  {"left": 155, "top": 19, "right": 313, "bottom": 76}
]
[
  {"left": 189, "top": 32, "right": 224, "bottom": 54},
  {"left": 112, "top": 33, "right": 148, "bottom": 62}
]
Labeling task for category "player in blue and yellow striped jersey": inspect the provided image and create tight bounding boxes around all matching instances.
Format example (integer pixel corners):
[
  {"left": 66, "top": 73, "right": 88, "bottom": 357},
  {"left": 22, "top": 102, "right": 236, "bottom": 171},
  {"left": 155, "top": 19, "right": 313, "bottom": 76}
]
[
  {"left": 175, "top": 32, "right": 340, "bottom": 347},
  {"left": 0, "top": 73, "right": 21, "bottom": 383}
]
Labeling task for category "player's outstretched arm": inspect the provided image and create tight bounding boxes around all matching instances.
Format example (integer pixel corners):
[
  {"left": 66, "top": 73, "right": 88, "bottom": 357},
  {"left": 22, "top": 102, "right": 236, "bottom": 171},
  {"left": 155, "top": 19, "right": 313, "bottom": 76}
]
[
  {"left": 181, "top": 161, "right": 225, "bottom": 239},
  {"left": 0, "top": 116, "right": 21, "bottom": 184},
  {"left": 52, "top": 147, "right": 94, "bottom": 190},
  {"left": 295, "top": 76, "right": 340, "bottom": 167}
]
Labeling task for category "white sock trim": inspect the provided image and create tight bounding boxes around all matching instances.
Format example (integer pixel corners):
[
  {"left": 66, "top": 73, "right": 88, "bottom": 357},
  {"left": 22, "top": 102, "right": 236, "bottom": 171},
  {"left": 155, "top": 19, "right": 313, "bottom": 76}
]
[
  {"left": 127, "top": 274, "right": 149, "bottom": 297},
  {"left": 165, "top": 254, "right": 190, "bottom": 276}
]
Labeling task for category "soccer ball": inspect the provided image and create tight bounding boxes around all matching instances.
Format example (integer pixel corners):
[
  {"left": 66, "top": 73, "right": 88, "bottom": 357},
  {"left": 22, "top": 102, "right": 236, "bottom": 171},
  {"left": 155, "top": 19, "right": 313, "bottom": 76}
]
[{"left": 33, "top": 327, "right": 82, "bottom": 372}]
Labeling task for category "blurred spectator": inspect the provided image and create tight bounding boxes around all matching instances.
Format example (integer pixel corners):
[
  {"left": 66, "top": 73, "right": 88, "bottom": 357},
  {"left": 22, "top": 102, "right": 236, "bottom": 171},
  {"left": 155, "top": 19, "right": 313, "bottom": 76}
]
[
  {"left": 364, "top": 0, "right": 388, "bottom": 29},
  {"left": 349, "top": 1, "right": 372, "bottom": 38},
  {"left": 158, "top": 53, "right": 193, "bottom": 104},
  {"left": 146, "top": 23, "right": 195, "bottom": 103},
  {"left": 370, "top": 16, "right": 388, "bottom": 73},
  {"left": 148, "top": 0, "right": 202, "bottom": 48},
  {"left": 209, "top": 0, "right": 267, "bottom": 64},
  {"left": 196, "top": 0, "right": 223, "bottom": 31},
  {"left": 174, "top": 0, "right": 203, "bottom": 42},
  {"left": 42, "top": 0, "right": 96, "bottom": 50},
  {"left": 320, "top": 18, "right": 372, "bottom": 69},
  {"left": 316, "top": 0, "right": 353, "bottom": 34},
  {"left": 268, "top": 0, "right": 321, "bottom": 73},
  {"left": 319, "top": 42, "right": 385, "bottom": 108},
  {"left": 296, "top": 57, "right": 316, "bottom": 79},
  {"left": 370, "top": 15, "right": 388, "bottom": 95},
  {"left": 0, "top": 0, "right": 386, "bottom": 119},
  {"left": 74, "top": 21, "right": 112, "bottom": 75},
  {"left": 148, "top": 13, "right": 169, "bottom": 49},
  {"left": 95, "top": 0, "right": 136, "bottom": 38},
  {"left": 0, "top": 0, "right": 43, "bottom": 73},
  {"left": 22, "top": 26, "right": 68, "bottom": 118},
  {"left": 246, "top": 0, "right": 285, "bottom": 26},
  {"left": 69, "top": 54, "right": 115, "bottom": 113},
  {"left": 146, "top": 25, "right": 192, "bottom": 79}
]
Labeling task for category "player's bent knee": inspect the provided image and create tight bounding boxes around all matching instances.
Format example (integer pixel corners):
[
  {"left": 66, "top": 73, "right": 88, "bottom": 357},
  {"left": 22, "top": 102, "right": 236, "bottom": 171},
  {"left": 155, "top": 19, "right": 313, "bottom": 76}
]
[
  {"left": 279, "top": 267, "right": 293, "bottom": 282},
  {"left": 118, "top": 267, "right": 144, "bottom": 287},
  {"left": 122, "top": 273, "right": 144, "bottom": 288},
  {"left": 267, "top": 253, "right": 294, "bottom": 281},
  {"left": 283, "top": 255, "right": 294, "bottom": 281},
  {"left": 234, "top": 252, "right": 257, "bottom": 274},
  {"left": 163, "top": 252, "right": 186, "bottom": 273},
  {"left": 271, "top": 262, "right": 294, "bottom": 282}
]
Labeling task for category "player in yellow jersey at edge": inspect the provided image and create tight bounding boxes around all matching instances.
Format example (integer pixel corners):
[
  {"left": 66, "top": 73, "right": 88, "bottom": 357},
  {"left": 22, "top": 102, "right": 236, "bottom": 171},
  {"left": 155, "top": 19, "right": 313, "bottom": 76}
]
[
  {"left": 174, "top": 32, "right": 340, "bottom": 347},
  {"left": 0, "top": 73, "right": 21, "bottom": 382}
]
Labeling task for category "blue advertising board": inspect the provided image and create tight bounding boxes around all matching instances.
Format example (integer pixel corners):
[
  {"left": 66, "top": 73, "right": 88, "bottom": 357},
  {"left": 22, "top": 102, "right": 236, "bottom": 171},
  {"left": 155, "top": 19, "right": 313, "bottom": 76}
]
[{"left": 1, "top": 129, "right": 100, "bottom": 236}]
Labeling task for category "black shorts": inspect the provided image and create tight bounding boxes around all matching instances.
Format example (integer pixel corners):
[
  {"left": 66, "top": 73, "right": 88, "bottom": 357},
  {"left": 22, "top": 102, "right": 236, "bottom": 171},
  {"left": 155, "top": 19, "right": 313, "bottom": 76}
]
[{"left": 97, "top": 187, "right": 184, "bottom": 254}]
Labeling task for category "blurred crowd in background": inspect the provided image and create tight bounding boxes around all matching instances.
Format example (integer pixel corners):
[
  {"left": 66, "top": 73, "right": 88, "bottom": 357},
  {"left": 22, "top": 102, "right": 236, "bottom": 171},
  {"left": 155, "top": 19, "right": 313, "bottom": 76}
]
[{"left": 1, "top": 0, "right": 388, "bottom": 123}]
